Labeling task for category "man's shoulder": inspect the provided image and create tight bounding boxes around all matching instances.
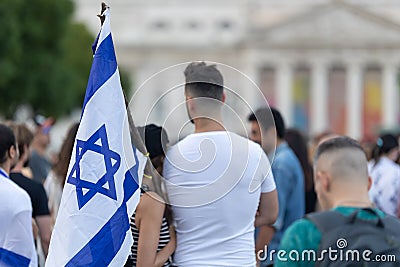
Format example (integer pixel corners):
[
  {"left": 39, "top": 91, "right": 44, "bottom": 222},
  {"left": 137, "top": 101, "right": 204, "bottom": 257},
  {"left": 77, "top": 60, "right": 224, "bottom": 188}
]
[
  {"left": 0, "top": 178, "right": 31, "bottom": 211},
  {"left": 273, "top": 146, "right": 302, "bottom": 171},
  {"left": 168, "top": 131, "right": 264, "bottom": 154},
  {"left": 285, "top": 217, "right": 320, "bottom": 239},
  {"left": 275, "top": 144, "right": 297, "bottom": 161},
  {"left": 11, "top": 172, "right": 43, "bottom": 194},
  {"left": 278, "top": 217, "right": 321, "bottom": 256}
]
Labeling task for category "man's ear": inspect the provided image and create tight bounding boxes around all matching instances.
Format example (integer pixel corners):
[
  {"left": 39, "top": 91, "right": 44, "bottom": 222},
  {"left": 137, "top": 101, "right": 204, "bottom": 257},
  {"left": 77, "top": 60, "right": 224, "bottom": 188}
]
[
  {"left": 8, "top": 145, "right": 16, "bottom": 160},
  {"left": 317, "top": 171, "right": 330, "bottom": 192},
  {"left": 367, "top": 176, "right": 372, "bottom": 191},
  {"left": 186, "top": 96, "right": 194, "bottom": 110},
  {"left": 221, "top": 92, "right": 226, "bottom": 104}
]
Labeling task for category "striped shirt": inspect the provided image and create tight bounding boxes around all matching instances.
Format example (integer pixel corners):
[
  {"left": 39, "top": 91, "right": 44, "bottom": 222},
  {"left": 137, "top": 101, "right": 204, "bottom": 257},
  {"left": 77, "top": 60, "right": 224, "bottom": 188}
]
[{"left": 126, "top": 190, "right": 171, "bottom": 267}]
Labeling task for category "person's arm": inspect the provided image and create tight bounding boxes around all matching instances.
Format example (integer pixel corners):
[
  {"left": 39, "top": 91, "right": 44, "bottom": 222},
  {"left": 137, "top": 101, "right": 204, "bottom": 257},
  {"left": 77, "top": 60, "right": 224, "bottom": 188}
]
[
  {"left": 34, "top": 183, "right": 52, "bottom": 257},
  {"left": 256, "top": 166, "right": 292, "bottom": 256},
  {"left": 255, "top": 191, "right": 278, "bottom": 261},
  {"left": 255, "top": 225, "right": 275, "bottom": 259},
  {"left": 136, "top": 193, "right": 176, "bottom": 267},
  {"left": 254, "top": 150, "right": 278, "bottom": 227},
  {"left": 35, "top": 215, "right": 52, "bottom": 257},
  {"left": 255, "top": 190, "right": 278, "bottom": 227}
]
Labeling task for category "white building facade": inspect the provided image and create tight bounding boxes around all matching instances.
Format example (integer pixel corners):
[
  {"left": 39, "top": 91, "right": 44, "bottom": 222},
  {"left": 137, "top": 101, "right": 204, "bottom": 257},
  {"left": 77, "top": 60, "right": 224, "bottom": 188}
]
[{"left": 74, "top": 0, "right": 400, "bottom": 140}]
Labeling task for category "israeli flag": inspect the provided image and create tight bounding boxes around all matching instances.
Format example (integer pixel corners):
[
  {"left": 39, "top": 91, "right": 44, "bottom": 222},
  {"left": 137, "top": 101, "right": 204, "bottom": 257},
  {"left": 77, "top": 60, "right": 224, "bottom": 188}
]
[{"left": 45, "top": 8, "right": 145, "bottom": 266}]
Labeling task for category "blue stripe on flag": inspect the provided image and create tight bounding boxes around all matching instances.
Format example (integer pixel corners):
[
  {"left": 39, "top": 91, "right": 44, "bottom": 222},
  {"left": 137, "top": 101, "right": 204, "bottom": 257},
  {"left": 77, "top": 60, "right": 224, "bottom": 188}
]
[
  {"left": 91, "top": 33, "right": 100, "bottom": 55},
  {"left": 65, "top": 149, "right": 140, "bottom": 266},
  {"left": 82, "top": 34, "right": 117, "bottom": 114},
  {"left": 0, "top": 248, "right": 30, "bottom": 267}
]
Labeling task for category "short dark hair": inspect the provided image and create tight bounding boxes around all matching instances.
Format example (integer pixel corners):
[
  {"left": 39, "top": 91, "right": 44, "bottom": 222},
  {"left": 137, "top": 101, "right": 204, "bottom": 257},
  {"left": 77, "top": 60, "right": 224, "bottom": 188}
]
[
  {"left": 184, "top": 62, "right": 224, "bottom": 101},
  {"left": 137, "top": 124, "right": 169, "bottom": 160},
  {"left": 314, "top": 136, "right": 364, "bottom": 162},
  {"left": 8, "top": 123, "right": 34, "bottom": 159},
  {"left": 0, "top": 124, "right": 16, "bottom": 164},
  {"left": 248, "top": 107, "right": 285, "bottom": 138}
]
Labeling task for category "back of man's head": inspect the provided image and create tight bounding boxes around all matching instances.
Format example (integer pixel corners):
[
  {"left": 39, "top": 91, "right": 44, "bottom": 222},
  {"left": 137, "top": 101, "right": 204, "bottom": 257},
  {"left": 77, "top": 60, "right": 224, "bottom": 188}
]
[
  {"left": 0, "top": 124, "right": 16, "bottom": 165},
  {"left": 184, "top": 62, "right": 224, "bottom": 101},
  {"left": 248, "top": 107, "right": 285, "bottom": 139},
  {"left": 314, "top": 136, "right": 369, "bottom": 184}
]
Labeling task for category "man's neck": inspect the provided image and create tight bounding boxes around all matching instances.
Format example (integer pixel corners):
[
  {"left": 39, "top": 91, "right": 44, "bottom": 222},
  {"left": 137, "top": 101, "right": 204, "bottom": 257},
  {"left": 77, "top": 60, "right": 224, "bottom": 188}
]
[
  {"left": 11, "top": 161, "right": 24, "bottom": 173},
  {"left": 276, "top": 138, "right": 284, "bottom": 148},
  {"left": 331, "top": 195, "right": 373, "bottom": 209},
  {"left": 32, "top": 143, "right": 46, "bottom": 156},
  {"left": 194, "top": 117, "right": 225, "bottom": 133},
  {"left": 0, "top": 163, "right": 10, "bottom": 175},
  {"left": 267, "top": 138, "right": 284, "bottom": 155}
]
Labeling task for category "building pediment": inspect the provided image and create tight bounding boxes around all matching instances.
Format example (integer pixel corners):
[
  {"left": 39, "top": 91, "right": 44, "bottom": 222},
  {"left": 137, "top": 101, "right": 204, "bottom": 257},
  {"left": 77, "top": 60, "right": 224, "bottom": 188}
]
[{"left": 251, "top": 1, "right": 400, "bottom": 49}]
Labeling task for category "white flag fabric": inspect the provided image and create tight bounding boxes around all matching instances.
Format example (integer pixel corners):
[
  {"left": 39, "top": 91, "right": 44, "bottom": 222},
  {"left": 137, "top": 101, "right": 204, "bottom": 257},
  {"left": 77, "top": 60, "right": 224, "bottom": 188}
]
[{"left": 45, "top": 8, "right": 145, "bottom": 267}]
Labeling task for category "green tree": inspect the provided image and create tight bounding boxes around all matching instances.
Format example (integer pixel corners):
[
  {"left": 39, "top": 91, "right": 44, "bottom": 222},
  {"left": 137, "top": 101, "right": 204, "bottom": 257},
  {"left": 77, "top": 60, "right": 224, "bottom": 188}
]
[{"left": 0, "top": 0, "right": 131, "bottom": 118}]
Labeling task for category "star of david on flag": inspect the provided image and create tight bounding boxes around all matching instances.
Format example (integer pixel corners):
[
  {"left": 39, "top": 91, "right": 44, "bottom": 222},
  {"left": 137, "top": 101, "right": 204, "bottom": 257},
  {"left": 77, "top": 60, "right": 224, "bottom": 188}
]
[
  {"left": 67, "top": 124, "right": 120, "bottom": 209},
  {"left": 45, "top": 7, "right": 146, "bottom": 267}
]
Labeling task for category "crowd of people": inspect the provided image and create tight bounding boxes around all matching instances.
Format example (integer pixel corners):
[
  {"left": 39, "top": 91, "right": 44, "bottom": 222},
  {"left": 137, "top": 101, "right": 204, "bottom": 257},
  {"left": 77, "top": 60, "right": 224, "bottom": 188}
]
[{"left": 1, "top": 62, "right": 400, "bottom": 266}]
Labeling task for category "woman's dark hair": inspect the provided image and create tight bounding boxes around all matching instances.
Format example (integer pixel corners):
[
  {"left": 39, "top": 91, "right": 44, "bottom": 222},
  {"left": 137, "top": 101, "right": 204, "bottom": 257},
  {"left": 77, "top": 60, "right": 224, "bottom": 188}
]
[
  {"left": 138, "top": 124, "right": 173, "bottom": 224},
  {"left": 285, "top": 128, "right": 313, "bottom": 191},
  {"left": 285, "top": 129, "right": 317, "bottom": 213},
  {"left": 53, "top": 123, "right": 79, "bottom": 185},
  {"left": 371, "top": 133, "right": 399, "bottom": 167}
]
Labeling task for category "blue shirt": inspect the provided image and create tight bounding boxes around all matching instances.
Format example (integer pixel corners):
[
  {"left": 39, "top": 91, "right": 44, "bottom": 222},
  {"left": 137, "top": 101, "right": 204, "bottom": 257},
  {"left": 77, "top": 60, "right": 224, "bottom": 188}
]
[{"left": 263, "top": 142, "right": 305, "bottom": 265}]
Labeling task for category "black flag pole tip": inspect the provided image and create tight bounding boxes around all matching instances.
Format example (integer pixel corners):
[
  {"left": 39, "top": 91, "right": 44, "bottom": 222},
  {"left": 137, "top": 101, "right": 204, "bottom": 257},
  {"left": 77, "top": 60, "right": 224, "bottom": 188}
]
[{"left": 97, "top": 2, "right": 109, "bottom": 26}]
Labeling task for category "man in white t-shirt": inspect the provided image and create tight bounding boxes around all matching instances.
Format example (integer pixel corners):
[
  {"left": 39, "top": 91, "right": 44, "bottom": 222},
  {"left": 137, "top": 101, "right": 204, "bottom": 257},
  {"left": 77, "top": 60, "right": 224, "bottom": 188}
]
[
  {"left": 0, "top": 124, "right": 37, "bottom": 267},
  {"left": 163, "top": 62, "right": 278, "bottom": 267}
]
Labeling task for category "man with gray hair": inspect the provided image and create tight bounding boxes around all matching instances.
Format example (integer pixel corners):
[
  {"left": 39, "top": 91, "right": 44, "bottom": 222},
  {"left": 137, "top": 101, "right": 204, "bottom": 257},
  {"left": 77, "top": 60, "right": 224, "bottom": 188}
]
[
  {"left": 163, "top": 62, "right": 278, "bottom": 266},
  {"left": 275, "top": 136, "right": 400, "bottom": 266}
]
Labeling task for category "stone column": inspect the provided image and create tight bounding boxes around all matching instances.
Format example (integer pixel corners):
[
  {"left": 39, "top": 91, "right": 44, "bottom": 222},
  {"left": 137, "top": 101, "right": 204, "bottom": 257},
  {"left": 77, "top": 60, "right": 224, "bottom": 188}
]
[
  {"left": 346, "top": 62, "right": 364, "bottom": 140},
  {"left": 242, "top": 60, "right": 262, "bottom": 109},
  {"left": 276, "top": 62, "right": 293, "bottom": 126},
  {"left": 310, "top": 60, "right": 329, "bottom": 135},
  {"left": 382, "top": 63, "right": 399, "bottom": 129}
]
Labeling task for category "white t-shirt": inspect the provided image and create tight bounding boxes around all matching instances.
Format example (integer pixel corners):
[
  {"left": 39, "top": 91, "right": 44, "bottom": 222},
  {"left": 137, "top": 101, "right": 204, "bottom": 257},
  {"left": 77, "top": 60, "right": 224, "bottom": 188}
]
[
  {"left": 0, "top": 169, "right": 37, "bottom": 267},
  {"left": 163, "top": 131, "right": 276, "bottom": 267},
  {"left": 368, "top": 157, "right": 400, "bottom": 216},
  {"left": 44, "top": 170, "right": 63, "bottom": 220}
]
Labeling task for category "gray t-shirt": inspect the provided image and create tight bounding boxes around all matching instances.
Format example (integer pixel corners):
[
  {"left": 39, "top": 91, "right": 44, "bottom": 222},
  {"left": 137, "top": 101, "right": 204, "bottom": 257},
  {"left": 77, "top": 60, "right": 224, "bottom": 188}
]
[{"left": 29, "top": 150, "right": 52, "bottom": 183}]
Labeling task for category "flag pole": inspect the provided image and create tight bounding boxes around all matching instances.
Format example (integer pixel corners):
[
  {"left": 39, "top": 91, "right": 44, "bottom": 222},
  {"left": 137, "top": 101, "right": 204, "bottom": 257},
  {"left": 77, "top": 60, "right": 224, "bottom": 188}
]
[{"left": 97, "top": 2, "right": 158, "bottom": 193}]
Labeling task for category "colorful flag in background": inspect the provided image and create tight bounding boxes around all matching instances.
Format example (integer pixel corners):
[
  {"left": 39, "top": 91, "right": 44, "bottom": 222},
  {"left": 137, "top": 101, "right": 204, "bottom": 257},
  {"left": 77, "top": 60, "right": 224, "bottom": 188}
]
[{"left": 45, "top": 7, "right": 145, "bottom": 266}]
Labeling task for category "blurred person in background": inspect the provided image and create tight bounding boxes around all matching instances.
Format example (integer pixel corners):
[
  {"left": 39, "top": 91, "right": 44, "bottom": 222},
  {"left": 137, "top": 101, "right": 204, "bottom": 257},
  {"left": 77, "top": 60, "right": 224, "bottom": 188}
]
[
  {"left": 9, "top": 123, "right": 52, "bottom": 258},
  {"left": 248, "top": 107, "right": 304, "bottom": 267},
  {"left": 368, "top": 133, "right": 400, "bottom": 217},
  {"left": 396, "top": 133, "right": 400, "bottom": 165},
  {"left": 30, "top": 115, "right": 55, "bottom": 184},
  {"left": 125, "top": 124, "right": 175, "bottom": 267},
  {"left": 285, "top": 128, "right": 317, "bottom": 213},
  {"left": 44, "top": 122, "right": 79, "bottom": 223},
  {"left": 308, "top": 131, "right": 337, "bottom": 164},
  {"left": 360, "top": 137, "right": 375, "bottom": 162},
  {"left": 0, "top": 124, "right": 37, "bottom": 267}
]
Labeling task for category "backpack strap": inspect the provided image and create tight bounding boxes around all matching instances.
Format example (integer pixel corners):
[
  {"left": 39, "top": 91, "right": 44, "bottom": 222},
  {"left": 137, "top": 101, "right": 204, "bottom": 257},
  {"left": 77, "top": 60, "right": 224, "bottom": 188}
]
[
  {"left": 305, "top": 211, "right": 348, "bottom": 233},
  {"left": 381, "top": 214, "right": 400, "bottom": 240},
  {"left": 347, "top": 207, "right": 384, "bottom": 227},
  {"left": 306, "top": 208, "right": 393, "bottom": 233}
]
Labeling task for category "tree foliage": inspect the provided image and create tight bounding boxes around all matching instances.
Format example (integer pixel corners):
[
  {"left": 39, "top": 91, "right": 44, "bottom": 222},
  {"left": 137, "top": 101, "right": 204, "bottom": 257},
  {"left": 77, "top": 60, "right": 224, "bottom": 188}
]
[{"left": 0, "top": 0, "right": 130, "bottom": 118}]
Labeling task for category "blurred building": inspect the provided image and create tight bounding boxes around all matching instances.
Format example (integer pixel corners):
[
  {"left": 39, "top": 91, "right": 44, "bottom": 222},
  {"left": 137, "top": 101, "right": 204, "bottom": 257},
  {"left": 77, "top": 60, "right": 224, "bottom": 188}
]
[{"left": 74, "top": 0, "right": 400, "bottom": 140}]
